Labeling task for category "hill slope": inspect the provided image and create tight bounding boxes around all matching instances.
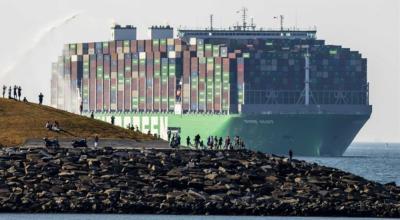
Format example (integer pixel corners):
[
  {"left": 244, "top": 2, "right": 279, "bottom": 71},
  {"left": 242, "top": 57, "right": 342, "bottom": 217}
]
[{"left": 0, "top": 98, "right": 153, "bottom": 146}]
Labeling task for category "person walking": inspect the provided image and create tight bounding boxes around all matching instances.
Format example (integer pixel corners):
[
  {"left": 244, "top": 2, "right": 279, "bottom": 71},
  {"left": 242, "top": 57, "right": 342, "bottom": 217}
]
[
  {"left": 186, "top": 136, "right": 191, "bottom": 147},
  {"left": 207, "top": 136, "right": 211, "bottom": 149},
  {"left": 2, "top": 85, "right": 6, "bottom": 98},
  {"left": 177, "top": 134, "right": 181, "bottom": 147},
  {"left": 289, "top": 149, "right": 293, "bottom": 163},
  {"left": 167, "top": 130, "right": 171, "bottom": 142},
  {"left": 194, "top": 134, "right": 201, "bottom": 149},
  {"left": 111, "top": 115, "right": 115, "bottom": 125},
  {"left": 17, "top": 86, "right": 21, "bottom": 101},
  {"left": 79, "top": 102, "right": 83, "bottom": 115},
  {"left": 225, "top": 136, "right": 231, "bottom": 150},
  {"left": 94, "top": 135, "right": 99, "bottom": 148},
  {"left": 217, "top": 137, "right": 222, "bottom": 149},
  {"left": 38, "top": 92, "right": 44, "bottom": 104},
  {"left": 8, "top": 86, "right": 11, "bottom": 99}
]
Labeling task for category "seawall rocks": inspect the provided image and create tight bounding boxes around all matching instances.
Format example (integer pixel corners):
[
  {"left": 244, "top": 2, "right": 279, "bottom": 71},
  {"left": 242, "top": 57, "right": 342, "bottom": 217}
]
[{"left": 0, "top": 147, "right": 399, "bottom": 217}]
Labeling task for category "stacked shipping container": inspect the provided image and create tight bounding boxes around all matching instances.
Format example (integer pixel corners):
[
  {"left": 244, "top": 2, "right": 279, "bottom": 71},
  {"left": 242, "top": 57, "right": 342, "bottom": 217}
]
[{"left": 52, "top": 36, "right": 368, "bottom": 114}]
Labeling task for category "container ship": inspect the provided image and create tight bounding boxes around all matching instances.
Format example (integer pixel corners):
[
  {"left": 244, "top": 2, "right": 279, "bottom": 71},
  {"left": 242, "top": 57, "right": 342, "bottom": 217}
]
[{"left": 50, "top": 13, "right": 372, "bottom": 156}]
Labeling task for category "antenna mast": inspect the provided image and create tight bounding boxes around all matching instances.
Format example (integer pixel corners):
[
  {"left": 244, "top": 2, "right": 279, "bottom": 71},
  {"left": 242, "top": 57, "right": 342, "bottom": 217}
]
[
  {"left": 280, "top": 15, "right": 284, "bottom": 31},
  {"left": 210, "top": 14, "right": 213, "bottom": 30},
  {"left": 241, "top": 7, "right": 248, "bottom": 30},
  {"left": 250, "top": 17, "right": 256, "bottom": 30}
]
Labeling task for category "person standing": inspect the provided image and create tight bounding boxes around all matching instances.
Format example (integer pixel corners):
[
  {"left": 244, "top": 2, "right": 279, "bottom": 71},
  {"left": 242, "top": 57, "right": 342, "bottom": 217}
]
[
  {"left": 289, "top": 149, "right": 293, "bottom": 163},
  {"left": 79, "top": 102, "right": 83, "bottom": 115},
  {"left": 218, "top": 137, "right": 223, "bottom": 150},
  {"left": 38, "top": 92, "right": 44, "bottom": 104},
  {"left": 2, "top": 85, "right": 6, "bottom": 98},
  {"left": 167, "top": 130, "right": 171, "bottom": 142},
  {"left": 17, "top": 86, "right": 21, "bottom": 101},
  {"left": 186, "top": 136, "right": 191, "bottom": 147},
  {"left": 111, "top": 115, "right": 115, "bottom": 125},
  {"left": 90, "top": 112, "right": 94, "bottom": 119},
  {"left": 94, "top": 135, "right": 99, "bottom": 148},
  {"left": 8, "top": 86, "right": 12, "bottom": 99},
  {"left": 13, "top": 86, "right": 17, "bottom": 99}
]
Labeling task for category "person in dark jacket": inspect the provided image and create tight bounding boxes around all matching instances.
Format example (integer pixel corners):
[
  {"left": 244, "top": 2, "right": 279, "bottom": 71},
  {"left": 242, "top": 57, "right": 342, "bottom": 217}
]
[
  {"left": 186, "top": 136, "right": 191, "bottom": 147},
  {"left": 17, "top": 86, "right": 21, "bottom": 101},
  {"left": 289, "top": 149, "right": 293, "bottom": 163},
  {"left": 167, "top": 130, "right": 171, "bottom": 142},
  {"left": 38, "top": 92, "right": 44, "bottom": 104},
  {"left": 111, "top": 115, "right": 115, "bottom": 125},
  {"left": 2, "top": 85, "right": 6, "bottom": 98},
  {"left": 13, "top": 86, "right": 17, "bottom": 99},
  {"left": 94, "top": 135, "right": 99, "bottom": 148}
]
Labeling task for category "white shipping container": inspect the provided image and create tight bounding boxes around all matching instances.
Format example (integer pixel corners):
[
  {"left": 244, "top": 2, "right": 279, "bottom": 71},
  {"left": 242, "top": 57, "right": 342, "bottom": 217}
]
[
  {"left": 139, "top": 52, "right": 147, "bottom": 59},
  {"left": 190, "top": 37, "right": 197, "bottom": 46},
  {"left": 168, "top": 51, "right": 176, "bottom": 58},
  {"left": 71, "top": 55, "right": 78, "bottom": 62}
]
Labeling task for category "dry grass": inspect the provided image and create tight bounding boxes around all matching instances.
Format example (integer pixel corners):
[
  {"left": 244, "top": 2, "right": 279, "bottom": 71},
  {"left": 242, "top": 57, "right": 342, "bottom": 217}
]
[{"left": 0, "top": 98, "right": 154, "bottom": 146}]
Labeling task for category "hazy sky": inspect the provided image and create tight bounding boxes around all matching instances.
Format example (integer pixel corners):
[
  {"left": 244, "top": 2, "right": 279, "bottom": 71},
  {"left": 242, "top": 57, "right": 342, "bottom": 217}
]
[{"left": 0, "top": 0, "right": 398, "bottom": 142}]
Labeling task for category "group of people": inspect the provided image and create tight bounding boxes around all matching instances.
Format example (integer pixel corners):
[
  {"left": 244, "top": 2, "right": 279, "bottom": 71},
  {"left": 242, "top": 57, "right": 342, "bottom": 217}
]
[
  {"left": 126, "top": 123, "right": 139, "bottom": 132},
  {"left": 2, "top": 85, "right": 44, "bottom": 104},
  {"left": 2, "top": 85, "right": 26, "bottom": 101},
  {"left": 45, "top": 121, "right": 61, "bottom": 132},
  {"left": 169, "top": 132, "right": 181, "bottom": 148},
  {"left": 167, "top": 130, "right": 246, "bottom": 151}
]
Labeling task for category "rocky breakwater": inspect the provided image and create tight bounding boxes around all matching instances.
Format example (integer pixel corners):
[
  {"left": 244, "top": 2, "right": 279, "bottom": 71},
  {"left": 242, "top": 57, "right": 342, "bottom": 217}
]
[{"left": 0, "top": 147, "right": 399, "bottom": 217}]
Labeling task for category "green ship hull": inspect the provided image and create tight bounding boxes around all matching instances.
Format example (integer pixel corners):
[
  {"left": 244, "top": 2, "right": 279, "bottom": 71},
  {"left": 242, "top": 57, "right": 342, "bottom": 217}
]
[{"left": 93, "top": 104, "right": 371, "bottom": 156}]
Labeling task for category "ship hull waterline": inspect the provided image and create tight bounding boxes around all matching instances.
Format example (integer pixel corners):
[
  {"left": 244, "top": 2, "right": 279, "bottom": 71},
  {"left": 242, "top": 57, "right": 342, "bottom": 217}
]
[{"left": 92, "top": 112, "right": 370, "bottom": 156}]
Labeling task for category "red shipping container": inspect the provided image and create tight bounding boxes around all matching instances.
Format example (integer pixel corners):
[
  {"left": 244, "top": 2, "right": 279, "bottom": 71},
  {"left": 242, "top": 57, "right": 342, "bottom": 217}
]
[
  {"left": 110, "top": 53, "right": 118, "bottom": 111},
  {"left": 109, "top": 41, "right": 116, "bottom": 54},
  {"left": 131, "top": 53, "right": 139, "bottom": 111},
  {"left": 139, "top": 56, "right": 146, "bottom": 111},
  {"left": 146, "top": 52, "right": 154, "bottom": 110},
  {"left": 89, "top": 54, "right": 96, "bottom": 111},
  {"left": 96, "top": 54, "right": 104, "bottom": 111},
  {"left": 130, "top": 40, "right": 137, "bottom": 53},
  {"left": 116, "top": 41, "right": 123, "bottom": 54},
  {"left": 88, "top": 43, "right": 95, "bottom": 54},
  {"left": 145, "top": 40, "right": 152, "bottom": 52},
  {"left": 103, "top": 54, "right": 111, "bottom": 111}
]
